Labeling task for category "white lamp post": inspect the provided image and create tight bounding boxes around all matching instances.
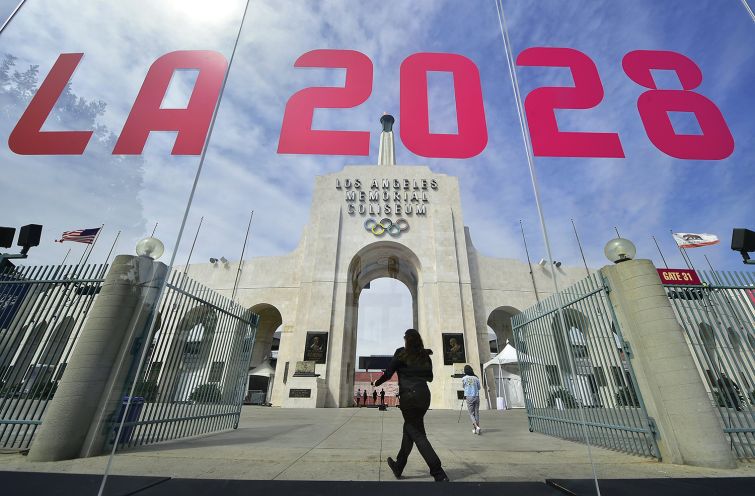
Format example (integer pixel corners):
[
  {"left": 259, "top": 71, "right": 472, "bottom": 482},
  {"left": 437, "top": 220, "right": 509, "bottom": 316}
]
[
  {"left": 604, "top": 238, "right": 637, "bottom": 264},
  {"left": 136, "top": 237, "right": 165, "bottom": 260}
]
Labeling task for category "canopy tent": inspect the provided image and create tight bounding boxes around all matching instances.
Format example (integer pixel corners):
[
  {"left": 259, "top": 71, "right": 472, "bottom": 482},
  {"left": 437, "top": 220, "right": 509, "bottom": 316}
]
[
  {"left": 482, "top": 343, "right": 529, "bottom": 409},
  {"left": 483, "top": 343, "right": 535, "bottom": 370}
]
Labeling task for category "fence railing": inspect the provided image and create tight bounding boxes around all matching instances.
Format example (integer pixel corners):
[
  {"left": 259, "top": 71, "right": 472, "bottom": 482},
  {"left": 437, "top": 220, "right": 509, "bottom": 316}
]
[
  {"left": 113, "top": 269, "right": 258, "bottom": 450},
  {"left": 512, "top": 273, "right": 659, "bottom": 458},
  {"left": 664, "top": 270, "right": 755, "bottom": 460},
  {"left": 0, "top": 263, "right": 107, "bottom": 449}
]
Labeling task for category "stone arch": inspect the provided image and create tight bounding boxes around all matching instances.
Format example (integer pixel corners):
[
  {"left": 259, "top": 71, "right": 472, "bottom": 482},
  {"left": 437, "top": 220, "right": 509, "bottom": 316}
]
[
  {"left": 162, "top": 305, "right": 219, "bottom": 401},
  {"left": 248, "top": 303, "right": 282, "bottom": 369},
  {"left": 247, "top": 303, "right": 282, "bottom": 404},
  {"left": 487, "top": 306, "right": 522, "bottom": 353},
  {"left": 549, "top": 308, "right": 591, "bottom": 372},
  {"left": 340, "top": 241, "right": 423, "bottom": 406},
  {"left": 485, "top": 306, "right": 522, "bottom": 408}
]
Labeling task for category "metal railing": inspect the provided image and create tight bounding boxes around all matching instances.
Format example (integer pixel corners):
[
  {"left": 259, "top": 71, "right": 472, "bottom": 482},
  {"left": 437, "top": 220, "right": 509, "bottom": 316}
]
[
  {"left": 512, "top": 273, "right": 659, "bottom": 458},
  {"left": 114, "top": 269, "right": 258, "bottom": 450},
  {"left": 664, "top": 270, "right": 755, "bottom": 459},
  {"left": 0, "top": 263, "right": 107, "bottom": 449}
]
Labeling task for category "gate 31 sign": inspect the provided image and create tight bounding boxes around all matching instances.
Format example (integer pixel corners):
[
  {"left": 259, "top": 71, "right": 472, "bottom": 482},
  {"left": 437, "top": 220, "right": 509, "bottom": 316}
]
[{"left": 7, "top": 48, "right": 734, "bottom": 160}]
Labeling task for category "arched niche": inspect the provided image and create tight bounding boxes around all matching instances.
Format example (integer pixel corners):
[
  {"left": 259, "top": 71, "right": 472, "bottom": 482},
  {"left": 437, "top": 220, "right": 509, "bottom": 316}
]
[
  {"left": 487, "top": 306, "right": 522, "bottom": 353},
  {"left": 248, "top": 303, "right": 282, "bottom": 369},
  {"left": 340, "top": 241, "right": 422, "bottom": 406}
]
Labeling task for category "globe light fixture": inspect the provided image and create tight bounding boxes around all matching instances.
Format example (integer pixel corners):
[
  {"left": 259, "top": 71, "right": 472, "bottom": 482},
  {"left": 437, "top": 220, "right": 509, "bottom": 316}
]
[
  {"left": 604, "top": 238, "right": 636, "bottom": 264},
  {"left": 136, "top": 237, "right": 165, "bottom": 260}
]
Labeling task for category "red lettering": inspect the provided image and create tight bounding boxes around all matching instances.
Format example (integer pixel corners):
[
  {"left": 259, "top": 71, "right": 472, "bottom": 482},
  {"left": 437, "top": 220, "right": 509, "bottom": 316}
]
[
  {"left": 622, "top": 50, "right": 733, "bottom": 160},
  {"left": 113, "top": 50, "right": 226, "bottom": 155},
  {"left": 400, "top": 52, "right": 488, "bottom": 158},
  {"left": 516, "top": 47, "right": 624, "bottom": 158},
  {"left": 8, "top": 53, "right": 92, "bottom": 155},
  {"left": 277, "top": 49, "right": 373, "bottom": 155}
]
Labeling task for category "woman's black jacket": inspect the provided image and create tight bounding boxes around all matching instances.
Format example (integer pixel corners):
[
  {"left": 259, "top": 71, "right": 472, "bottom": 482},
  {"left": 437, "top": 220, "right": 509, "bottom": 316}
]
[{"left": 374, "top": 347, "right": 433, "bottom": 408}]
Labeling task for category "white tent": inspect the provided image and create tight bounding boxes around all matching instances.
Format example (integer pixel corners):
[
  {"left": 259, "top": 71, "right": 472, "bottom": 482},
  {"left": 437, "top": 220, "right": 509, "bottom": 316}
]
[
  {"left": 482, "top": 343, "right": 534, "bottom": 370},
  {"left": 482, "top": 344, "right": 528, "bottom": 410}
]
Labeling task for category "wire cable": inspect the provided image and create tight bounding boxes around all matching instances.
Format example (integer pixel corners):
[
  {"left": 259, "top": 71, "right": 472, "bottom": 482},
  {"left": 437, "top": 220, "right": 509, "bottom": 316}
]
[{"left": 492, "top": 1, "right": 602, "bottom": 494}]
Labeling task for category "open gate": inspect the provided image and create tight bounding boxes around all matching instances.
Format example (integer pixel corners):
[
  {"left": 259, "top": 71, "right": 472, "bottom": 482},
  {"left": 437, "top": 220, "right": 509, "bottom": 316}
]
[{"left": 512, "top": 273, "right": 659, "bottom": 458}]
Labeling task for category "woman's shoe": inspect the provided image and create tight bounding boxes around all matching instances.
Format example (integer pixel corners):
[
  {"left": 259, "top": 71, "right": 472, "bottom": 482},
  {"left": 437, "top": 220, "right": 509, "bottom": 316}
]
[
  {"left": 433, "top": 470, "right": 450, "bottom": 482},
  {"left": 472, "top": 428, "right": 477, "bottom": 435},
  {"left": 476, "top": 426, "right": 482, "bottom": 435},
  {"left": 386, "top": 457, "right": 402, "bottom": 479}
]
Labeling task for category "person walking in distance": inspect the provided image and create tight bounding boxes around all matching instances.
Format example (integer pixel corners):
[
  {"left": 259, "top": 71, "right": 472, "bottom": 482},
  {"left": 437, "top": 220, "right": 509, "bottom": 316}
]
[
  {"left": 380, "top": 388, "right": 386, "bottom": 406},
  {"left": 363, "top": 389, "right": 368, "bottom": 407},
  {"left": 462, "top": 365, "right": 482, "bottom": 434},
  {"left": 373, "top": 328, "right": 449, "bottom": 482},
  {"left": 356, "top": 388, "right": 361, "bottom": 407},
  {"left": 373, "top": 389, "right": 378, "bottom": 406}
]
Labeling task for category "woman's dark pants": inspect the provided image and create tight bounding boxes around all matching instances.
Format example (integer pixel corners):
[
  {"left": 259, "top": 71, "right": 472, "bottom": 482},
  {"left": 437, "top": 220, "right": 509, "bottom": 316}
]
[{"left": 395, "top": 405, "right": 443, "bottom": 477}]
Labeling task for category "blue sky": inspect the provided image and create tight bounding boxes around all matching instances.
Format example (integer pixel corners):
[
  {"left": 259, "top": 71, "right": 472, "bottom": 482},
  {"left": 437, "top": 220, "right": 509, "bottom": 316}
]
[
  {"left": 1, "top": 0, "right": 752, "bottom": 275},
  {"left": 1, "top": 0, "right": 752, "bottom": 358},
  {"left": 0, "top": 1, "right": 752, "bottom": 276}
]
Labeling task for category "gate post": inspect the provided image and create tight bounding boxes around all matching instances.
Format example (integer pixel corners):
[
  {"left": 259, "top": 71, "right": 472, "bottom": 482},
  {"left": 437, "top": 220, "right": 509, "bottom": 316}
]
[
  {"left": 602, "top": 259, "right": 736, "bottom": 468},
  {"left": 27, "top": 255, "right": 167, "bottom": 461}
]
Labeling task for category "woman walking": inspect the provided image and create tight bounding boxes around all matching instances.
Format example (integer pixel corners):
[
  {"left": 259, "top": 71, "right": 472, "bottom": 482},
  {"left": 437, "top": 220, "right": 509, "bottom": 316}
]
[
  {"left": 462, "top": 365, "right": 482, "bottom": 434},
  {"left": 373, "top": 329, "right": 449, "bottom": 482}
]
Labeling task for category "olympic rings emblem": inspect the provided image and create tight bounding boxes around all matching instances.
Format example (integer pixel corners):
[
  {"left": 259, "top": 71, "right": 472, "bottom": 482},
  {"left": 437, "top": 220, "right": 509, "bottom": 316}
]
[{"left": 364, "top": 218, "right": 409, "bottom": 237}]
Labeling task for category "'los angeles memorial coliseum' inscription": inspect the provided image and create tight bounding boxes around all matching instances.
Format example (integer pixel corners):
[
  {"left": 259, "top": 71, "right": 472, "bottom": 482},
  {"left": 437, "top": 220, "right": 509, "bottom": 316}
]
[{"left": 337, "top": 178, "right": 438, "bottom": 216}]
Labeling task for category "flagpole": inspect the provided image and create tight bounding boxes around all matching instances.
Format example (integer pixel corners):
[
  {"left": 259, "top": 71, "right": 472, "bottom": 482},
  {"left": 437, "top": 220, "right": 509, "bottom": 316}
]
[
  {"left": 232, "top": 211, "right": 254, "bottom": 302},
  {"left": 60, "top": 248, "right": 71, "bottom": 266},
  {"left": 0, "top": 0, "right": 27, "bottom": 35},
  {"left": 614, "top": 226, "right": 621, "bottom": 238},
  {"left": 571, "top": 219, "right": 590, "bottom": 277},
  {"left": 103, "top": 230, "right": 121, "bottom": 267},
  {"left": 183, "top": 216, "right": 204, "bottom": 276},
  {"left": 81, "top": 224, "right": 104, "bottom": 268},
  {"left": 519, "top": 220, "right": 539, "bottom": 302},
  {"left": 671, "top": 230, "right": 693, "bottom": 270},
  {"left": 150, "top": 222, "right": 158, "bottom": 237},
  {"left": 652, "top": 236, "right": 669, "bottom": 269},
  {"left": 704, "top": 254, "right": 745, "bottom": 329}
]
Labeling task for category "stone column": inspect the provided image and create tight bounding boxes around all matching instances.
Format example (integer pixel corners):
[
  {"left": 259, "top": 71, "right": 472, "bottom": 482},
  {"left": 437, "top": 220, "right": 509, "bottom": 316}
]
[
  {"left": 28, "top": 255, "right": 167, "bottom": 461},
  {"left": 602, "top": 259, "right": 736, "bottom": 468}
]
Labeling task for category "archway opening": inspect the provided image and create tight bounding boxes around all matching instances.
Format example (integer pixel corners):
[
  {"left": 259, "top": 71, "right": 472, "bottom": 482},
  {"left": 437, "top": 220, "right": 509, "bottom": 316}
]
[
  {"left": 248, "top": 303, "right": 282, "bottom": 405},
  {"left": 343, "top": 241, "right": 421, "bottom": 407},
  {"left": 486, "top": 306, "right": 523, "bottom": 410},
  {"left": 354, "top": 277, "right": 413, "bottom": 407}
]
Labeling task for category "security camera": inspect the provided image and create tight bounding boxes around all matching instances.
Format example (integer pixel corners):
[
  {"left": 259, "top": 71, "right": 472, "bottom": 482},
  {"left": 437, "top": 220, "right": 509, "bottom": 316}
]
[
  {"left": 554, "top": 261, "right": 562, "bottom": 268},
  {"left": 538, "top": 259, "right": 546, "bottom": 266},
  {"left": 220, "top": 256, "right": 228, "bottom": 264},
  {"left": 731, "top": 228, "right": 755, "bottom": 265},
  {"left": 209, "top": 257, "right": 218, "bottom": 264}
]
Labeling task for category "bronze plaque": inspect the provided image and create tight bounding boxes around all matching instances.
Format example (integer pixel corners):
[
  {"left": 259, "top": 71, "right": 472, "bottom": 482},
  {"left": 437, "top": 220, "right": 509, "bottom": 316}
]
[
  {"left": 289, "top": 388, "right": 312, "bottom": 398},
  {"left": 295, "top": 360, "right": 316, "bottom": 375},
  {"left": 303, "top": 331, "right": 328, "bottom": 364},
  {"left": 442, "top": 333, "right": 466, "bottom": 365}
]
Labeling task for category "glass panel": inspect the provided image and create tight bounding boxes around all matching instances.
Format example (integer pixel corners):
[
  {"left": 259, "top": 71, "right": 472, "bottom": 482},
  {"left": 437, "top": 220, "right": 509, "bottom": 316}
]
[{"left": 1, "top": 0, "right": 750, "bottom": 493}]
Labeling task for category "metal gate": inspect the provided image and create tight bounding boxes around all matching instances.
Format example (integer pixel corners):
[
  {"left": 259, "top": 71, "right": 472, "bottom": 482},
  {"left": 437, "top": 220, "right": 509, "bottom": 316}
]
[
  {"left": 664, "top": 270, "right": 755, "bottom": 459},
  {"left": 114, "top": 269, "right": 259, "bottom": 450},
  {"left": 1, "top": 262, "right": 258, "bottom": 452},
  {"left": 0, "top": 263, "right": 107, "bottom": 449},
  {"left": 512, "top": 273, "right": 659, "bottom": 458}
]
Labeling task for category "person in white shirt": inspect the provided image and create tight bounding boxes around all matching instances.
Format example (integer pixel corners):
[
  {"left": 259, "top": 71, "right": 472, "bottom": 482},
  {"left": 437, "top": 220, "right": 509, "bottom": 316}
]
[{"left": 462, "top": 365, "right": 482, "bottom": 434}]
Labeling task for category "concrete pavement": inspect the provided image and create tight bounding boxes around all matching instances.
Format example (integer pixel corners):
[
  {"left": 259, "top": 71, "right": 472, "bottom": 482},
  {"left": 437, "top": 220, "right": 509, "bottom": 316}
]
[{"left": 1, "top": 407, "right": 753, "bottom": 482}]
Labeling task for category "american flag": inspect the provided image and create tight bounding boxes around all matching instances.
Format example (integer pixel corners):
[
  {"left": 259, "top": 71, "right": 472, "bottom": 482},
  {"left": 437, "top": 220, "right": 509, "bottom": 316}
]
[{"left": 56, "top": 228, "right": 101, "bottom": 244}]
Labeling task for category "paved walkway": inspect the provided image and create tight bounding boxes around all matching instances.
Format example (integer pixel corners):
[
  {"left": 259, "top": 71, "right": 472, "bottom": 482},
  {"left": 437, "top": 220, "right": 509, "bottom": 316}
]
[{"left": 1, "top": 407, "right": 753, "bottom": 482}]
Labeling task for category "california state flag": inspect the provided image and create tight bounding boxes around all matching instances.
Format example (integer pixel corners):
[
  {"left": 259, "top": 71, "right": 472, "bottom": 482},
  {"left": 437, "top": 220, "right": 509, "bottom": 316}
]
[{"left": 672, "top": 232, "right": 720, "bottom": 248}]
